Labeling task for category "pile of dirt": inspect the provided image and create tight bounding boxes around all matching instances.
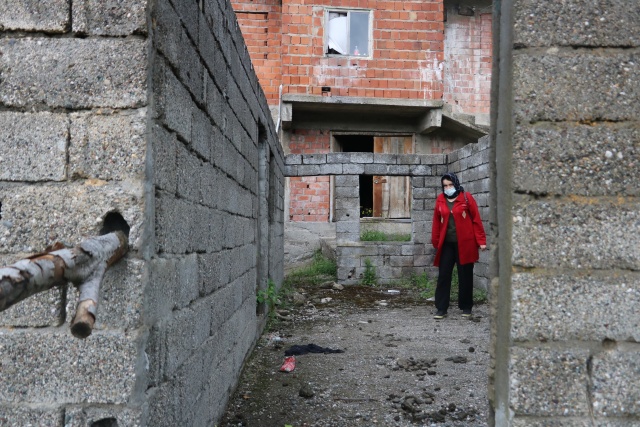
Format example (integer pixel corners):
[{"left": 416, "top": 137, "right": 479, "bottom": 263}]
[{"left": 219, "top": 284, "right": 490, "bottom": 427}]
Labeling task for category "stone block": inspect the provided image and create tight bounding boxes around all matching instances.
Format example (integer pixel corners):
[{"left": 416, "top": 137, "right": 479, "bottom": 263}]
[
  {"left": 285, "top": 154, "right": 302, "bottom": 165},
  {"left": 156, "top": 64, "right": 193, "bottom": 142},
  {"left": 326, "top": 152, "right": 351, "bottom": 164},
  {"left": 0, "top": 38, "right": 147, "bottom": 108},
  {"left": 0, "top": 0, "right": 69, "bottom": 32},
  {"left": 284, "top": 165, "right": 298, "bottom": 176},
  {"left": 512, "top": 272, "right": 640, "bottom": 342},
  {"left": 335, "top": 175, "right": 359, "bottom": 187},
  {"left": 514, "top": 51, "right": 639, "bottom": 123},
  {"left": 302, "top": 154, "right": 326, "bottom": 165},
  {"left": 514, "top": 122, "right": 639, "bottom": 196},
  {"left": 73, "top": 0, "right": 147, "bottom": 35},
  {"left": 151, "top": 122, "right": 178, "bottom": 193},
  {"left": 65, "top": 258, "right": 145, "bottom": 332},
  {"left": 0, "top": 112, "right": 67, "bottom": 182},
  {"left": 319, "top": 163, "right": 343, "bottom": 175},
  {"left": 176, "top": 143, "right": 203, "bottom": 203},
  {"left": 191, "top": 107, "right": 214, "bottom": 161},
  {"left": 169, "top": 0, "right": 200, "bottom": 46},
  {"left": 0, "top": 182, "right": 145, "bottom": 252},
  {"left": 155, "top": 192, "right": 191, "bottom": 254},
  {"left": 512, "top": 195, "right": 640, "bottom": 270},
  {"left": 165, "top": 305, "right": 212, "bottom": 378},
  {"left": 373, "top": 153, "right": 396, "bottom": 164},
  {"left": 510, "top": 347, "right": 590, "bottom": 416},
  {"left": 70, "top": 109, "right": 147, "bottom": 181},
  {"left": 397, "top": 154, "right": 420, "bottom": 165},
  {"left": 335, "top": 221, "right": 360, "bottom": 235},
  {"left": 0, "top": 330, "right": 138, "bottom": 404},
  {"left": 410, "top": 164, "right": 432, "bottom": 176},
  {"left": 145, "top": 256, "right": 178, "bottom": 326},
  {"left": 514, "top": 0, "right": 640, "bottom": 48},
  {"left": 350, "top": 152, "right": 373, "bottom": 163},
  {"left": 64, "top": 405, "right": 143, "bottom": 427},
  {"left": 363, "top": 164, "right": 390, "bottom": 175},
  {"left": 0, "top": 406, "right": 63, "bottom": 426},
  {"left": 592, "top": 348, "right": 640, "bottom": 416},
  {"left": 0, "top": 286, "right": 65, "bottom": 328},
  {"left": 512, "top": 419, "right": 591, "bottom": 427},
  {"left": 389, "top": 256, "right": 414, "bottom": 267},
  {"left": 296, "top": 165, "right": 322, "bottom": 176},
  {"left": 420, "top": 154, "right": 446, "bottom": 165},
  {"left": 387, "top": 165, "right": 410, "bottom": 175}
]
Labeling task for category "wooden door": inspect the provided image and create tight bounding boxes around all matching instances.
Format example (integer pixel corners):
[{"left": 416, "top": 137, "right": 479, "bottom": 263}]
[{"left": 372, "top": 136, "right": 413, "bottom": 218}]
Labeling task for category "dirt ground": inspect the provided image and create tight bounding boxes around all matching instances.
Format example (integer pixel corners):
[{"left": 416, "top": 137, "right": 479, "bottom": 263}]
[{"left": 219, "top": 283, "right": 491, "bottom": 427}]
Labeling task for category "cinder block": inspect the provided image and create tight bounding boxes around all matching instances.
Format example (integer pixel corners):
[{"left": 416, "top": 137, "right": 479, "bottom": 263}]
[
  {"left": 512, "top": 419, "right": 590, "bottom": 427},
  {"left": 592, "top": 348, "right": 640, "bottom": 416},
  {"left": 335, "top": 175, "right": 359, "bottom": 187},
  {"left": 64, "top": 405, "right": 143, "bottom": 427},
  {"left": 155, "top": 192, "right": 191, "bottom": 254},
  {"left": 0, "top": 406, "right": 63, "bottom": 426},
  {"left": 0, "top": 112, "right": 67, "bottom": 182},
  {"left": 510, "top": 347, "right": 590, "bottom": 416},
  {"left": 145, "top": 257, "right": 178, "bottom": 326},
  {"left": 151, "top": 122, "right": 178, "bottom": 193},
  {"left": 157, "top": 65, "right": 194, "bottom": 142},
  {"left": 373, "top": 153, "right": 396, "bottom": 164},
  {"left": 0, "top": 330, "right": 138, "bottom": 404},
  {"left": 511, "top": 272, "right": 640, "bottom": 342},
  {"left": 169, "top": 0, "right": 200, "bottom": 49},
  {"left": 70, "top": 109, "right": 147, "bottom": 181},
  {"left": 420, "top": 154, "right": 446, "bottom": 165},
  {"left": 296, "top": 165, "right": 322, "bottom": 176},
  {"left": 66, "top": 259, "right": 145, "bottom": 332},
  {"left": 319, "top": 163, "right": 343, "bottom": 175},
  {"left": 0, "top": 0, "right": 69, "bottom": 32},
  {"left": 397, "top": 154, "right": 420, "bottom": 165},
  {"left": 0, "top": 286, "right": 65, "bottom": 328},
  {"left": 191, "top": 107, "right": 214, "bottom": 161},
  {"left": 363, "top": 164, "right": 390, "bottom": 175},
  {"left": 387, "top": 165, "right": 410, "bottom": 175},
  {"left": 165, "top": 305, "right": 212, "bottom": 378},
  {"left": 410, "top": 164, "right": 432, "bottom": 176},
  {"left": 326, "top": 152, "right": 351, "bottom": 163},
  {"left": 0, "top": 182, "right": 145, "bottom": 253},
  {"left": 512, "top": 195, "right": 640, "bottom": 270},
  {"left": 514, "top": 0, "right": 640, "bottom": 48},
  {"left": 285, "top": 154, "right": 302, "bottom": 165},
  {"left": 0, "top": 38, "right": 147, "bottom": 108},
  {"left": 514, "top": 52, "right": 639, "bottom": 122},
  {"left": 350, "top": 152, "right": 373, "bottom": 163},
  {"left": 302, "top": 153, "right": 326, "bottom": 164},
  {"left": 73, "top": 0, "right": 147, "bottom": 35},
  {"left": 176, "top": 143, "right": 203, "bottom": 203},
  {"left": 514, "top": 122, "right": 639, "bottom": 197}
]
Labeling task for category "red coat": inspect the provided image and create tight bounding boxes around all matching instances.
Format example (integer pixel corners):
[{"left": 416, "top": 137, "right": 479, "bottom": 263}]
[{"left": 431, "top": 192, "right": 486, "bottom": 266}]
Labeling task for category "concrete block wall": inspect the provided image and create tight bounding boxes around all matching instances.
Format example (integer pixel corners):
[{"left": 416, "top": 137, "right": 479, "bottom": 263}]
[
  {"left": 0, "top": 0, "right": 284, "bottom": 425},
  {"left": 491, "top": 0, "right": 640, "bottom": 424},
  {"left": 0, "top": 1, "right": 149, "bottom": 424},
  {"left": 147, "top": 0, "right": 284, "bottom": 426}
]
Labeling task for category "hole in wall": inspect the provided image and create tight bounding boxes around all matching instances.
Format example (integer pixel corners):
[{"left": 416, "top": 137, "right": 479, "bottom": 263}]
[
  {"left": 99, "top": 212, "right": 130, "bottom": 238},
  {"left": 91, "top": 418, "right": 118, "bottom": 427}
]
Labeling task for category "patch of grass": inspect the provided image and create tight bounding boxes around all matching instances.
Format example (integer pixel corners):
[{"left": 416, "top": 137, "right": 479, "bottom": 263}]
[
  {"left": 403, "top": 269, "right": 488, "bottom": 304},
  {"left": 361, "top": 258, "right": 377, "bottom": 286},
  {"left": 284, "top": 250, "right": 337, "bottom": 287},
  {"left": 360, "top": 230, "right": 411, "bottom": 242}
]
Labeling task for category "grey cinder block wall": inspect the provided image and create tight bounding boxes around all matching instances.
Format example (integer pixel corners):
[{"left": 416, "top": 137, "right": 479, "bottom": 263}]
[
  {"left": 0, "top": 0, "right": 284, "bottom": 425},
  {"left": 490, "top": 0, "right": 640, "bottom": 424}
]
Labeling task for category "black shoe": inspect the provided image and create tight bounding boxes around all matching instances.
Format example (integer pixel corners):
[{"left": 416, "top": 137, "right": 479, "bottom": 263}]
[
  {"left": 434, "top": 310, "right": 447, "bottom": 319},
  {"left": 461, "top": 309, "right": 472, "bottom": 317}
]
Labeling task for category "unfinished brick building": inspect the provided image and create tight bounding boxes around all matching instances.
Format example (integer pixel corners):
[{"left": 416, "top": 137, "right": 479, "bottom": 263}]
[{"left": 232, "top": 0, "right": 491, "bottom": 225}]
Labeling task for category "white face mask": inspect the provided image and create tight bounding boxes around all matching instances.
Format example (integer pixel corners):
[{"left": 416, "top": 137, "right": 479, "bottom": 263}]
[{"left": 444, "top": 188, "right": 456, "bottom": 197}]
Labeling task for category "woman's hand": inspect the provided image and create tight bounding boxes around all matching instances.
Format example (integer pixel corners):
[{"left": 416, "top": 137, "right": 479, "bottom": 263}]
[{"left": 480, "top": 245, "right": 487, "bottom": 251}]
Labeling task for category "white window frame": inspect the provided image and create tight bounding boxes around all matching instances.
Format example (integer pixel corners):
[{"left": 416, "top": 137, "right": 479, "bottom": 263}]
[{"left": 324, "top": 8, "right": 373, "bottom": 58}]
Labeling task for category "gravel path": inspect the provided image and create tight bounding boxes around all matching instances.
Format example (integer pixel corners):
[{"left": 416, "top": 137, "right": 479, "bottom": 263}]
[{"left": 220, "top": 285, "right": 490, "bottom": 427}]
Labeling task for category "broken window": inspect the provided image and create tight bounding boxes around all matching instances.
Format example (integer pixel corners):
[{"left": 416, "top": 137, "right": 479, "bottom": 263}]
[{"left": 326, "top": 10, "right": 371, "bottom": 57}]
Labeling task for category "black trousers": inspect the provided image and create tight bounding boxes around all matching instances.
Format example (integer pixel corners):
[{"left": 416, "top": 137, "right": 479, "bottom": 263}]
[{"left": 435, "top": 241, "right": 474, "bottom": 312}]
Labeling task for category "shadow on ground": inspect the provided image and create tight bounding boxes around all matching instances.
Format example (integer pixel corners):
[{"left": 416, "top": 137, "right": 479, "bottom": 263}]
[{"left": 220, "top": 284, "right": 490, "bottom": 427}]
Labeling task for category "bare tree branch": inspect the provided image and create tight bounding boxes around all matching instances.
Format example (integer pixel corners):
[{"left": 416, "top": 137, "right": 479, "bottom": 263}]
[{"left": 0, "top": 231, "right": 128, "bottom": 338}]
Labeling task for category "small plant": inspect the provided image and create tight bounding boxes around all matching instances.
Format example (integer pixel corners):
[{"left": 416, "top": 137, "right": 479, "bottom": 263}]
[
  {"left": 360, "top": 230, "right": 411, "bottom": 242},
  {"left": 360, "top": 206, "right": 373, "bottom": 217},
  {"left": 257, "top": 279, "right": 280, "bottom": 313},
  {"left": 284, "top": 250, "right": 337, "bottom": 287},
  {"left": 361, "top": 258, "right": 377, "bottom": 286}
]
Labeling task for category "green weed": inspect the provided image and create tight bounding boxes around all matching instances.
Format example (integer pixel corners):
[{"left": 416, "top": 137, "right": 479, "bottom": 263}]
[
  {"left": 283, "top": 250, "right": 337, "bottom": 287},
  {"left": 360, "top": 230, "right": 411, "bottom": 242},
  {"left": 361, "top": 258, "right": 377, "bottom": 286}
]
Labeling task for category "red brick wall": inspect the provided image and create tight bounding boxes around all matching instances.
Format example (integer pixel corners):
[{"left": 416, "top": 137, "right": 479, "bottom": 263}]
[
  {"left": 233, "top": 0, "right": 282, "bottom": 104},
  {"left": 443, "top": 12, "right": 492, "bottom": 114},
  {"left": 288, "top": 130, "right": 331, "bottom": 222},
  {"left": 282, "top": 1, "right": 445, "bottom": 99}
]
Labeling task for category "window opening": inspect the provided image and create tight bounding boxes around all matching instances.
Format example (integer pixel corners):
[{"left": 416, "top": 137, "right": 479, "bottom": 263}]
[
  {"left": 326, "top": 10, "right": 370, "bottom": 57},
  {"left": 334, "top": 135, "right": 374, "bottom": 218}
]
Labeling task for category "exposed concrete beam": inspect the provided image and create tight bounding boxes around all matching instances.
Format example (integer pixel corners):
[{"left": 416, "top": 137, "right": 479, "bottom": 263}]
[
  {"left": 418, "top": 108, "right": 443, "bottom": 134},
  {"left": 281, "top": 102, "right": 293, "bottom": 130}
]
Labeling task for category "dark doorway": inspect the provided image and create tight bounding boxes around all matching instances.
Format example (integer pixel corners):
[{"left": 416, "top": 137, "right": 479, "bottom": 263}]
[{"left": 334, "top": 135, "right": 374, "bottom": 217}]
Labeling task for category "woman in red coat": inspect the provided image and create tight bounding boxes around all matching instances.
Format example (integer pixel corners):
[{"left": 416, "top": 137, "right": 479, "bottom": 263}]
[{"left": 431, "top": 172, "right": 486, "bottom": 319}]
